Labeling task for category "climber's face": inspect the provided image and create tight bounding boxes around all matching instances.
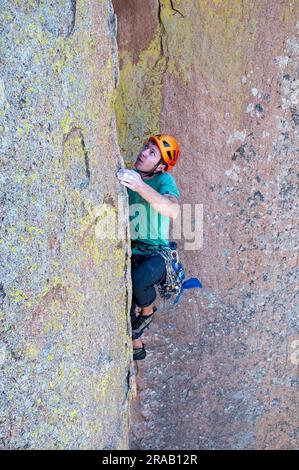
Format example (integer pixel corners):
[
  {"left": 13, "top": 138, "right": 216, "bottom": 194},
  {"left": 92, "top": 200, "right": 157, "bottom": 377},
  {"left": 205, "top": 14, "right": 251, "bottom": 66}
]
[{"left": 135, "top": 141, "right": 166, "bottom": 173}]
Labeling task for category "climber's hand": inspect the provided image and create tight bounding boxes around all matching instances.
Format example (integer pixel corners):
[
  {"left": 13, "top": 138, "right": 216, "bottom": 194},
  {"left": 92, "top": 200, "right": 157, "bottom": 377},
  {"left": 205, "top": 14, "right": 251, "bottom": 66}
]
[{"left": 116, "top": 169, "right": 144, "bottom": 192}]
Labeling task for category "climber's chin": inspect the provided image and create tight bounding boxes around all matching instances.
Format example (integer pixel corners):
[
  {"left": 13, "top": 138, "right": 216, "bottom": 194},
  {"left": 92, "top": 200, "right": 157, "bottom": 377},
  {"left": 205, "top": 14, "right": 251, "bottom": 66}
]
[{"left": 134, "top": 156, "right": 145, "bottom": 169}]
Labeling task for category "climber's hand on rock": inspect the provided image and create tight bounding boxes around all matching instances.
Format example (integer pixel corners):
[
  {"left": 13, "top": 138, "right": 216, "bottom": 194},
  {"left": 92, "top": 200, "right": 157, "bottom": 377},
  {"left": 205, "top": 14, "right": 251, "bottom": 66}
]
[{"left": 117, "top": 169, "right": 144, "bottom": 192}]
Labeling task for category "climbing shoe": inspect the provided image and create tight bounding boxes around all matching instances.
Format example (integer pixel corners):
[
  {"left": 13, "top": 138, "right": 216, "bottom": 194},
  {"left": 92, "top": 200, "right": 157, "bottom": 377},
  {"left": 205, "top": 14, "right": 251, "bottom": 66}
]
[
  {"left": 133, "top": 343, "right": 146, "bottom": 361},
  {"left": 131, "top": 306, "right": 157, "bottom": 340}
]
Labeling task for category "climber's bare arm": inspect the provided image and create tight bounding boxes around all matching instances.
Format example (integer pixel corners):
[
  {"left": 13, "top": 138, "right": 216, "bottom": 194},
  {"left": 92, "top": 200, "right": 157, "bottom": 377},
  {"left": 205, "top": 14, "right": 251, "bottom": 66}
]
[
  {"left": 117, "top": 169, "right": 180, "bottom": 220},
  {"left": 138, "top": 186, "right": 180, "bottom": 220}
]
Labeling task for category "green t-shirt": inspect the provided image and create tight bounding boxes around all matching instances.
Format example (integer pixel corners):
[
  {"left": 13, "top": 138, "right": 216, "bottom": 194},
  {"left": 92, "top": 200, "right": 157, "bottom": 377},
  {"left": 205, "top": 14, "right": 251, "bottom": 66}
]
[{"left": 128, "top": 171, "right": 180, "bottom": 255}]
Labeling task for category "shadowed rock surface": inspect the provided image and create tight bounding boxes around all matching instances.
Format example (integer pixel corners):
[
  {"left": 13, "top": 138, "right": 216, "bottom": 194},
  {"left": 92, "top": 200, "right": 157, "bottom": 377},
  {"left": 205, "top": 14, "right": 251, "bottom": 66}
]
[{"left": 113, "top": 0, "right": 299, "bottom": 450}]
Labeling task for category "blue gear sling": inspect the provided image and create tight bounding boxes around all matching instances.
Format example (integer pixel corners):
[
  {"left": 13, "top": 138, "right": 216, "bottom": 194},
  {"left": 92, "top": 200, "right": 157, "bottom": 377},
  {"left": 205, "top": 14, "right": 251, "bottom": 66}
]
[{"left": 157, "top": 241, "right": 203, "bottom": 304}]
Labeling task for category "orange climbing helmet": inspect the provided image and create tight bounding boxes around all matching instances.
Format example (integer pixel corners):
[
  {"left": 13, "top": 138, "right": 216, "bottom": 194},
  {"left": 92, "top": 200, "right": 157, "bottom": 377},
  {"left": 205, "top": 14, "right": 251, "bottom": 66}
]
[{"left": 148, "top": 134, "right": 181, "bottom": 172}]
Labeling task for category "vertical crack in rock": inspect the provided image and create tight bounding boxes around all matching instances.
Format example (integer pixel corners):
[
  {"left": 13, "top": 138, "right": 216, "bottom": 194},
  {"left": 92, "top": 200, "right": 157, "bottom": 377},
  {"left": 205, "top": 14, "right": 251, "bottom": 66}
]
[
  {"left": 107, "top": 7, "right": 133, "bottom": 402},
  {"left": 170, "top": 0, "right": 185, "bottom": 18},
  {"left": 80, "top": 132, "right": 91, "bottom": 183},
  {"left": 125, "top": 361, "right": 137, "bottom": 401},
  {"left": 66, "top": 0, "right": 77, "bottom": 39},
  {"left": 156, "top": 0, "right": 185, "bottom": 75},
  {"left": 157, "top": 0, "right": 169, "bottom": 75},
  {"left": 109, "top": 107, "right": 131, "bottom": 344},
  {"left": 108, "top": 0, "right": 119, "bottom": 89},
  {"left": 62, "top": 126, "right": 91, "bottom": 189},
  {"left": 0, "top": 283, "right": 6, "bottom": 308}
]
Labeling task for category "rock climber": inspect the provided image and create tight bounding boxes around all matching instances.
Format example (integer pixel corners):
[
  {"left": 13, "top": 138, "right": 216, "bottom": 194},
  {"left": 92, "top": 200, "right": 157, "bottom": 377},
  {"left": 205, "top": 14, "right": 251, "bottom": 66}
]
[{"left": 117, "top": 134, "right": 181, "bottom": 361}]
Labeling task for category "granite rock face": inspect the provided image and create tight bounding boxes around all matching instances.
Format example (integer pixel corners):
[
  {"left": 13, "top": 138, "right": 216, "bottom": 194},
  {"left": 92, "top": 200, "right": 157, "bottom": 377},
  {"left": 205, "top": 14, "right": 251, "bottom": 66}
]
[
  {"left": 0, "top": 0, "right": 133, "bottom": 449},
  {"left": 113, "top": 0, "right": 299, "bottom": 450}
]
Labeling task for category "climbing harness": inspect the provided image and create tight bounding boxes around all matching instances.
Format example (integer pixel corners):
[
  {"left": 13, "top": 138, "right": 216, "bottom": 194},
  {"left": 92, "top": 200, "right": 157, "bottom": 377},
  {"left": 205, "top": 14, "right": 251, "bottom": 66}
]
[
  {"left": 130, "top": 240, "right": 203, "bottom": 307},
  {"left": 157, "top": 241, "right": 202, "bottom": 304}
]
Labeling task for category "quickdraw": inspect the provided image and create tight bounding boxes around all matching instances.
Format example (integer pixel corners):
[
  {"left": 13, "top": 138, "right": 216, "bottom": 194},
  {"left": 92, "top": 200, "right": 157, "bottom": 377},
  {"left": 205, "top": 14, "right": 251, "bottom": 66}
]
[{"left": 157, "top": 241, "right": 203, "bottom": 304}]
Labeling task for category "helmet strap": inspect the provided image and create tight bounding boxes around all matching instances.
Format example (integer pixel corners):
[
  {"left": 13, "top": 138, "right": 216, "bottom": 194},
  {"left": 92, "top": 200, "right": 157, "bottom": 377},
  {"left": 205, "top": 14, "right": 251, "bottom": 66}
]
[
  {"left": 139, "top": 157, "right": 168, "bottom": 177},
  {"left": 138, "top": 158, "right": 165, "bottom": 178}
]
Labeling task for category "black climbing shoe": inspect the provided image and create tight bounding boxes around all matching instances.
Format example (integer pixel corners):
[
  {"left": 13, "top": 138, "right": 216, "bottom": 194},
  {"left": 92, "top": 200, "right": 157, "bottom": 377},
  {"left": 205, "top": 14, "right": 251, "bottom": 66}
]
[
  {"left": 131, "top": 306, "right": 157, "bottom": 340},
  {"left": 133, "top": 343, "right": 146, "bottom": 361}
]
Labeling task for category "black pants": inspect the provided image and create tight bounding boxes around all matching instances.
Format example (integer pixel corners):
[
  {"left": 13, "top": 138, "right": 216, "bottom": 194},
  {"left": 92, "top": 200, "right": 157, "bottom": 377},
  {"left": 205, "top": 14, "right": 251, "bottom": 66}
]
[{"left": 131, "top": 252, "right": 166, "bottom": 310}]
